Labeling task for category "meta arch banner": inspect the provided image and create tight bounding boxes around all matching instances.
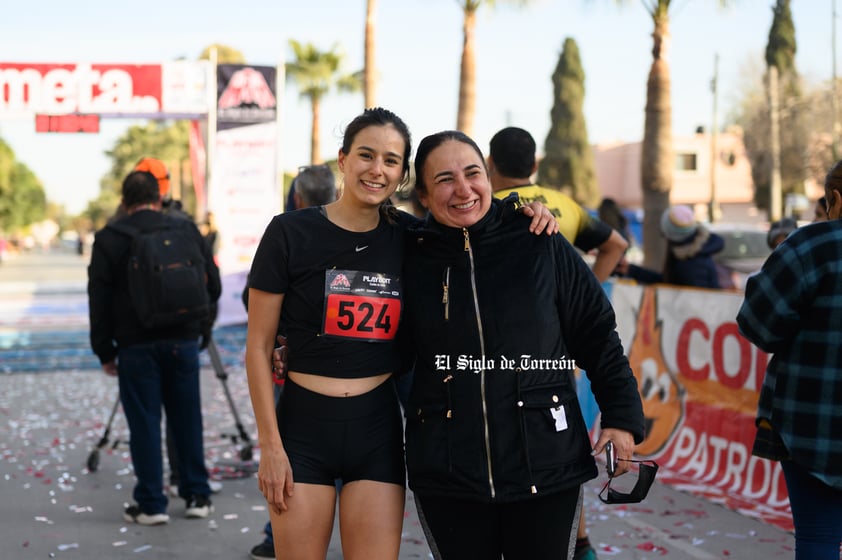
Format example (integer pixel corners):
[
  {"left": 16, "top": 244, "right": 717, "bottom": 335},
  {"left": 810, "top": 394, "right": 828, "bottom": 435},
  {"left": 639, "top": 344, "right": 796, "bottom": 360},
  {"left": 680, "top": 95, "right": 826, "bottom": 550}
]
[
  {"left": 0, "top": 61, "right": 211, "bottom": 119},
  {"left": 0, "top": 61, "right": 283, "bottom": 328}
]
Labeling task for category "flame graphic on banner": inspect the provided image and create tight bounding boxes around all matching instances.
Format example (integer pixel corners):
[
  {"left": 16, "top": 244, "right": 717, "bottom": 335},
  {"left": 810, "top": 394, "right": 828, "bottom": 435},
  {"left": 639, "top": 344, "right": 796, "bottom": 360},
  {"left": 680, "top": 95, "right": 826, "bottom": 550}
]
[
  {"left": 218, "top": 67, "right": 276, "bottom": 109},
  {"left": 627, "top": 286, "right": 685, "bottom": 456}
]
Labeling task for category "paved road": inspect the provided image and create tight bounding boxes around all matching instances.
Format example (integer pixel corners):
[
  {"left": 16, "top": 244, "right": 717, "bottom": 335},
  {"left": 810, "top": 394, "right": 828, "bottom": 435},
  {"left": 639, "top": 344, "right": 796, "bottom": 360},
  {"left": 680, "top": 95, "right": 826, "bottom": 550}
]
[{"left": 0, "top": 250, "right": 797, "bottom": 559}]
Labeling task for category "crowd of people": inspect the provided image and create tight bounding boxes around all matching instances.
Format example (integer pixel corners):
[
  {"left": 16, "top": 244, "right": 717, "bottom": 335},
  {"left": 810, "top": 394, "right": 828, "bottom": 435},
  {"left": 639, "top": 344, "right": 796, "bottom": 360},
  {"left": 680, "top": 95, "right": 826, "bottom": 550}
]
[{"left": 85, "top": 109, "right": 840, "bottom": 559}]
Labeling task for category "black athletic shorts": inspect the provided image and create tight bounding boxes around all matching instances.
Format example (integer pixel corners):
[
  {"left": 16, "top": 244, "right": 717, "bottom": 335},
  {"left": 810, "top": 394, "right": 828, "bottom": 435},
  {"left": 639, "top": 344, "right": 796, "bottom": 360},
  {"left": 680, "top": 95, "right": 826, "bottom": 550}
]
[{"left": 277, "top": 377, "right": 406, "bottom": 487}]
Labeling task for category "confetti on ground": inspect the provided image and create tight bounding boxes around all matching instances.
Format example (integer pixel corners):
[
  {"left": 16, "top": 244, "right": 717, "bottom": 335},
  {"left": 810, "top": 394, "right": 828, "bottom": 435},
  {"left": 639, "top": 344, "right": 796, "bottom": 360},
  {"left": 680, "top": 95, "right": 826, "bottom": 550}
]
[{"left": 0, "top": 297, "right": 796, "bottom": 559}]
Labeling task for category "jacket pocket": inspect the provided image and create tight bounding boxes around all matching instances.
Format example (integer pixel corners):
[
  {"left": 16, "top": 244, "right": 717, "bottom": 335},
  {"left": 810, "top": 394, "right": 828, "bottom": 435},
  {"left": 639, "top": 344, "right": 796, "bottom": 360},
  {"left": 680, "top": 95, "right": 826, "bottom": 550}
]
[
  {"left": 517, "top": 386, "right": 585, "bottom": 470},
  {"left": 406, "top": 404, "right": 452, "bottom": 477}
]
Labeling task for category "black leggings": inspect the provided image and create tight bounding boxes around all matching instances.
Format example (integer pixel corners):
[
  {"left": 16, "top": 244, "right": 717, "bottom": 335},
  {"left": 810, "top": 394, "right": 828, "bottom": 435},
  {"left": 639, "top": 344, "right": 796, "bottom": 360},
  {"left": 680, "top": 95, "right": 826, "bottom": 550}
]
[
  {"left": 277, "top": 377, "right": 405, "bottom": 486},
  {"left": 415, "top": 486, "right": 580, "bottom": 560}
]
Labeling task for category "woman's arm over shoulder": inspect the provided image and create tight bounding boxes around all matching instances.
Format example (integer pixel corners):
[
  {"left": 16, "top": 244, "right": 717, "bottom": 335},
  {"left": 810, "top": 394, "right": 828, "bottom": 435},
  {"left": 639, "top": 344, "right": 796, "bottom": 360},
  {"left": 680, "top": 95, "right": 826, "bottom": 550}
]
[{"left": 395, "top": 208, "right": 424, "bottom": 229}]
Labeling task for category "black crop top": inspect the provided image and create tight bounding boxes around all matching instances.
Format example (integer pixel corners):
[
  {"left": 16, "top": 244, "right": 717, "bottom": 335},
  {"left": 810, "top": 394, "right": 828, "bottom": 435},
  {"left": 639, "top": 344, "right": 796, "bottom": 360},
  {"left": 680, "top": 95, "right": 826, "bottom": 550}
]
[{"left": 248, "top": 207, "right": 411, "bottom": 378}]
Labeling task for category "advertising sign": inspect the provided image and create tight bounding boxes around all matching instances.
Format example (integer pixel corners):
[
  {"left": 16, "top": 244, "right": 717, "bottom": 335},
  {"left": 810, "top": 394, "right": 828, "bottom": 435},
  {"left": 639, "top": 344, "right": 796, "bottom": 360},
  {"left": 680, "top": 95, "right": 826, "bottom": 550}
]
[
  {"left": 0, "top": 61, "right": 210, "bottom": 119},
  {"left": 599, "top": 282, "right": 791, "bottom": 531},
  {"left": 208, "top": 64, "right": 279, "bottom": 327}
]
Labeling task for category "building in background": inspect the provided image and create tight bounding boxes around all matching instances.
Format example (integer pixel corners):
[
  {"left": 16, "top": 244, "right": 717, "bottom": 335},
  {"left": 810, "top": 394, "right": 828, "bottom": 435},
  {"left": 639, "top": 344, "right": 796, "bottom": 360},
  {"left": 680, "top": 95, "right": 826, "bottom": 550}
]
[{"left": 591, "top": 127, "right": 824, "bottom": 224}]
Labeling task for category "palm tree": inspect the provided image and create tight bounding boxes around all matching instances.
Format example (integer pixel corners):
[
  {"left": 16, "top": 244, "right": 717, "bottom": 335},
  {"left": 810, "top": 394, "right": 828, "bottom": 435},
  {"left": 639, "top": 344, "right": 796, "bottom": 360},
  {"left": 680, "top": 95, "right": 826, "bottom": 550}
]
[
  {"left": 199, "top": 44, "right": 246, "bottom": 64},
  {"left": 455, "top": 1, "right": 532, "bottom": 135},
  {"left": 628, "top": 1, "right": 730, "bottom": 270},
  {"left": 638, "top": 1, "right": 673, "bottom": 269},
  {"left": 364, "top": 0, "right": 378, "bottom": 109},
  {"left": 286, "top": 40, "right": 362, "bottom": 164}
]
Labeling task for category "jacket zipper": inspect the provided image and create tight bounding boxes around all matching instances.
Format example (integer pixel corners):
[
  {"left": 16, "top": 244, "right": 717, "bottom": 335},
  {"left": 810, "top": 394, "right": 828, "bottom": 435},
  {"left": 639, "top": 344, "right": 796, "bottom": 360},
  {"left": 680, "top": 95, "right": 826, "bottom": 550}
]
[
  {"left": 463, "top": 228, "right": 496, "bottom": 499},
  {"left": 442, "top": 266, "right": 450, "bottom": 322}
]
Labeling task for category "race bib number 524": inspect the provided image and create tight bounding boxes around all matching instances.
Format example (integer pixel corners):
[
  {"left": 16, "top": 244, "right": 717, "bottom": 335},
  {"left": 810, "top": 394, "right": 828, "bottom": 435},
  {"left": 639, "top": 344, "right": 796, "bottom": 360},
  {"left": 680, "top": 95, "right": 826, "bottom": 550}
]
[{"left": 322, "top": 270, "right": 401, "bottom": 342}]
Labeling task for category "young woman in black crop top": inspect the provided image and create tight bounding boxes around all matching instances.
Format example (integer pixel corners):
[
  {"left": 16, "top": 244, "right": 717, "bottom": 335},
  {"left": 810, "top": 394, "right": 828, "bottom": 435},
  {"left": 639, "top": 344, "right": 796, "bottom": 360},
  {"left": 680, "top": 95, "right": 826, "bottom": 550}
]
[{"left": 246, "top": 108, "right": 413, "bottom": 560}]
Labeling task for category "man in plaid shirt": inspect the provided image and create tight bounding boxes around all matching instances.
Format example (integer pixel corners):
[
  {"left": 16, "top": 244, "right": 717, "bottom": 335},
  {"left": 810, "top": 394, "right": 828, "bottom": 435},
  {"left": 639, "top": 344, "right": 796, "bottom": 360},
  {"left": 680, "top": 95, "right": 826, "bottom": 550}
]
[{"left": 737, "top": 161, "right": 842, "bottom": 560}]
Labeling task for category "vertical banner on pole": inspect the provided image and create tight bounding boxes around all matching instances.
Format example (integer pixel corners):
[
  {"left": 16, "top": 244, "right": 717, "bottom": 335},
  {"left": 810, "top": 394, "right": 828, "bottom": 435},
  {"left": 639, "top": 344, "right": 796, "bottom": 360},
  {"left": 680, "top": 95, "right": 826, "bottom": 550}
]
[
  {"left": 208, "top": 64, "right": 280, "bottom": 326},
  {"left": 188, "top": 120, "right": 207, "bottom": 215}
]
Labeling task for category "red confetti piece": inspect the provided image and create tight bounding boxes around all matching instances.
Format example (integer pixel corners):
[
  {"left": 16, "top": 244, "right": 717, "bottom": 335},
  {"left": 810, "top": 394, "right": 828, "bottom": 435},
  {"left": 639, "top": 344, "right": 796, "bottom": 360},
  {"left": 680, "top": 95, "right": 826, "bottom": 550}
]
[{"left": 636, "top": 541, "right": 668, "bottom": 555}]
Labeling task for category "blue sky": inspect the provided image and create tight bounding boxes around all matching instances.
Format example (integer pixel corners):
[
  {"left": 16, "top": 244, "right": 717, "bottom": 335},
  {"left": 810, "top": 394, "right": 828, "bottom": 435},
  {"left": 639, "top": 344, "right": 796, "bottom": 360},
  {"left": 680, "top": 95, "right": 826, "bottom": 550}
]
[{"left": 0, "top": 0, "right": 834, "bottom": 214}]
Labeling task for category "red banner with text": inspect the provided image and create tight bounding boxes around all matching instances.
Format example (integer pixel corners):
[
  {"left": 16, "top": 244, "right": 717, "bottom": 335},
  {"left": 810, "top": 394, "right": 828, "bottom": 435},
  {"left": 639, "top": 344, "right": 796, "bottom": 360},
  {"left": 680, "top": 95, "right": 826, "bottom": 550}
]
[
  {"left": 606, "top": 282, "right": 791, "bottom": 531},
  {"left": 0, "top": 61, "right": 210, "bottom": 119}
]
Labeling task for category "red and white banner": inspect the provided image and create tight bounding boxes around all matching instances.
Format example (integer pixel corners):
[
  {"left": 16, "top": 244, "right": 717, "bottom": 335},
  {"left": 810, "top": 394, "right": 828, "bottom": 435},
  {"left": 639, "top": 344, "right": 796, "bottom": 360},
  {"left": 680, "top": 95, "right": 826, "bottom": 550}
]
[
  {"left": 0, "top": 60, "right": 279, "bottom": 326},
  {"left": 605, "top": 282, "right": 791, "bottom": 531},
  {"left": 189, "top": 120, "right": 207, "bottom": 213},
  {"left": 208, "top": 65, "right": 280, "bottom": 327},
  {"left": 0, "top": 61, "right": 210, "bottom": 118}
]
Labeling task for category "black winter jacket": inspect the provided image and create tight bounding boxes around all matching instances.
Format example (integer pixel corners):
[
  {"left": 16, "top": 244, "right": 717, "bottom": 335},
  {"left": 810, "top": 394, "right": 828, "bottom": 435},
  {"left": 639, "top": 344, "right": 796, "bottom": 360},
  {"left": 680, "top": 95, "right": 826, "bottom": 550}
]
[
  {"left": 663, "top": 227, "right": 724, "bottom": 289},
  {"left": 401, "top": 198, "right": 644, "bottom": 503},
  {"left": 88, "top": 209, "right": 222, "bottom": 364}
]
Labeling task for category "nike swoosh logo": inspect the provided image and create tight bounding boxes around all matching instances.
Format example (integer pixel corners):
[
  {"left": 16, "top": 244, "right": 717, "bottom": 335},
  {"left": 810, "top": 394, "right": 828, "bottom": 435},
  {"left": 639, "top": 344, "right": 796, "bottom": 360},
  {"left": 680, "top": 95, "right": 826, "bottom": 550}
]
[{"left": 355, "top": 245, "right": 369, "bottom": 252}]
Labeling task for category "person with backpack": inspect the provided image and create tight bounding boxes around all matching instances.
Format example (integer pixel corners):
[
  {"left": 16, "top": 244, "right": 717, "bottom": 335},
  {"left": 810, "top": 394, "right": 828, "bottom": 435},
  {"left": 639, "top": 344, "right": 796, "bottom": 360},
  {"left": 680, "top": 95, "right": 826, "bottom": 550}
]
[
  {"left": 88, "top": 170, "right": 222, "bottom": 525},
  {"left": 111, "top": 157, "right": 223, "bottom": 499}
]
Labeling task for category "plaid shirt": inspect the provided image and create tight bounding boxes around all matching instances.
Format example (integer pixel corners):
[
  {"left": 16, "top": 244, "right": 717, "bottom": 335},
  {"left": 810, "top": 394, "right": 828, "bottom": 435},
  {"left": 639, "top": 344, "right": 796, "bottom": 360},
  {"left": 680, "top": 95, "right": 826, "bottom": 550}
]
[{"left": 737, "top": 219, "right": 842, "bottom": 490}]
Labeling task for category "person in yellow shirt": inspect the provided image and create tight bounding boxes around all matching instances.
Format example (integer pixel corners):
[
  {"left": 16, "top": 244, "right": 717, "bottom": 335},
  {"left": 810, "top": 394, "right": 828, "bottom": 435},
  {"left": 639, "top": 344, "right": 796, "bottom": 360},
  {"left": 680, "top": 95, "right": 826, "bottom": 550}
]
[
  {"left": 487, "top": 127, "right": 627, "bottom": 284},
  {"left": 488, "top": 126, "right": 628, "bottom": 560}
]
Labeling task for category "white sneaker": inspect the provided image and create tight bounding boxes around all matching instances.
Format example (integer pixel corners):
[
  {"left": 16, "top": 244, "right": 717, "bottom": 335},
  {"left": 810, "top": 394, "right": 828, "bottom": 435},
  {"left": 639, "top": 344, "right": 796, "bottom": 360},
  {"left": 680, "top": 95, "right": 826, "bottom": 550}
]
[
  {"left": 185, "top": 496, "right": 213, "bottom": 519},
  {"left": 124, "top": 505, "right": 169, "bottom": 525},
  {"left": 168, "top": 480, "right": 222, "bottom": 498}
]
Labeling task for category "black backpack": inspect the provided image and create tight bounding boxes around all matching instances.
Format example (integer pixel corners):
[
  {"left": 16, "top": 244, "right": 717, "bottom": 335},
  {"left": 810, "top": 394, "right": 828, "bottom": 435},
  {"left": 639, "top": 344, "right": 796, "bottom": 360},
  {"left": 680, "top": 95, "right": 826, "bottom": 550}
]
[{"left": 109, "top": 219, "right": 211, "bottom": 329}]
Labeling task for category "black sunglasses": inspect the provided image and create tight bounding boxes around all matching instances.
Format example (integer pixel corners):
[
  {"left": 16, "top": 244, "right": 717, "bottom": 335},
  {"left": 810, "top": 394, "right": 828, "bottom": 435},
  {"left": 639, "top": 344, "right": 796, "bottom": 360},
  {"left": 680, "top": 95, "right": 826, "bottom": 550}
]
[{"left": 598, "top": 458, "right": 659, "bottom": 505}]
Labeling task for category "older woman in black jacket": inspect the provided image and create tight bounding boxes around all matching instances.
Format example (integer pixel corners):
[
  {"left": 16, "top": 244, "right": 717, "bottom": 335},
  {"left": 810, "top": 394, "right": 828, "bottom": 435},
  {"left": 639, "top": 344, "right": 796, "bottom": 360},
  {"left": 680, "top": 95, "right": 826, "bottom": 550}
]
[{"left": 401, "top": 130, "right": 644, "bottom": 560}]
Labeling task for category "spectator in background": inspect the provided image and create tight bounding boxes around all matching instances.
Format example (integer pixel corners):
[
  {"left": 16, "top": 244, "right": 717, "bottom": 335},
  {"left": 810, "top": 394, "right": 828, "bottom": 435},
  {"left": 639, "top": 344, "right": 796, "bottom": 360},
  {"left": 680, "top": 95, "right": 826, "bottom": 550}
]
[
  {"left": 109, "top": 157, "right": 222, "bottom": 501},
  {"left": 737, "top": 159, "right": 842, "bottom": 559},
  {"left": 813, "top": 196, "right": 828, "bottom": 223},
  {"left": 285, "top": 177, "right": 299, "bottom": 213},
  {"left": 598, "top": 197, "right": 632, "bottom": 245},
  {"left": 291, "top": 164, "right": 336, "bottom": 209},
  {"left": 767, "top": 217, "right": 799, "bottom": 251},
  {"left": 395, "top": 187, "right": 427, "bottom": 220},
  {"left": 88, "top": 170, "right": 221, "bottom": 524},
  {"left": 487, "top": 127, "right": 628, "bottom": 284},
  {"left": 659, "top": 205, "right": 724, "bottom": 289},
  {"left": 109, "top": 157, "right": 192, "bottom": 224},
  {"left": 199, "top": 211, "right": 219, "bottom": 258},
  {"left": 599, "top": 197, "right": 644, "bottom": 281},
  {"left": 134, "top": 157, "right": 192, "bottom": 222}
]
